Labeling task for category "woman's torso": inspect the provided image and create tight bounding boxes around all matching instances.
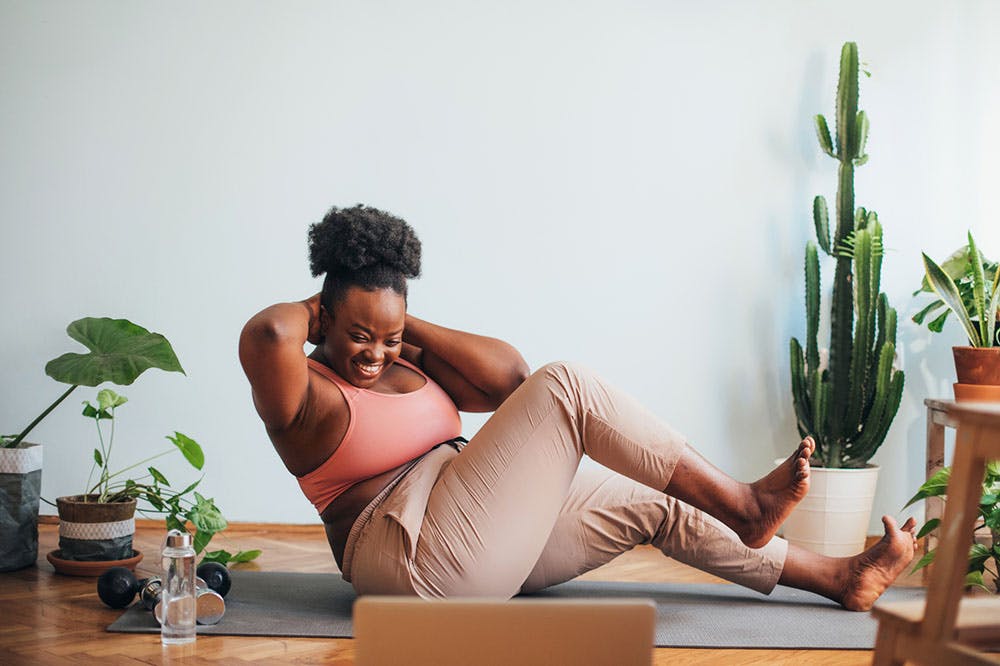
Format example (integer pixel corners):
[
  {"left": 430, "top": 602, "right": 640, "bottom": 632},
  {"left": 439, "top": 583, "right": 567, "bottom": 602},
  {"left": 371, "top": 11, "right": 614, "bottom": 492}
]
[{"left": 267, "top": 352, "right": 458, "bottom": 568}]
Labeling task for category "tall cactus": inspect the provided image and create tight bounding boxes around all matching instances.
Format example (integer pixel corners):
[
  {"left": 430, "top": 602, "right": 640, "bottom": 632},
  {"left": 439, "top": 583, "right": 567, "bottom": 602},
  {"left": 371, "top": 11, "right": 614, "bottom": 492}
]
[{"left": 789, "top": 42, "right": 904, "bottom": 468}]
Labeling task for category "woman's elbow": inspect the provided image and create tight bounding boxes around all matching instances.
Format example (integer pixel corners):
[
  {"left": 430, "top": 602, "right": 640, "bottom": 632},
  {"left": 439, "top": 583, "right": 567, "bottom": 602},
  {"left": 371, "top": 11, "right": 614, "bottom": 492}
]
[
  {"left": 489, "top": 359, "right": 530, "bottom": 408},
  {"left": 510, "top": 359, "right": 530, "bottom": 389}
]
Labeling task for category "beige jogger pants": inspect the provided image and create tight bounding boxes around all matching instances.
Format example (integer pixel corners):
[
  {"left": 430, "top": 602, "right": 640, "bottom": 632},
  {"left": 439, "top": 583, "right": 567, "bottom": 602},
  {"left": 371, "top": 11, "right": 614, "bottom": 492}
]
[{"left": 342, "top": 361, "right": 787, "bottom": 599}]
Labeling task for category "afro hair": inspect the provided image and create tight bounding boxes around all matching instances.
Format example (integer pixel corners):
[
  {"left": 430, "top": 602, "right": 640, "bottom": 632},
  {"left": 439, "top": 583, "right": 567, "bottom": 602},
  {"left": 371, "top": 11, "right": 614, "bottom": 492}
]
[{"left": 308, "top": 204, "right": 422, "bottom": 308}]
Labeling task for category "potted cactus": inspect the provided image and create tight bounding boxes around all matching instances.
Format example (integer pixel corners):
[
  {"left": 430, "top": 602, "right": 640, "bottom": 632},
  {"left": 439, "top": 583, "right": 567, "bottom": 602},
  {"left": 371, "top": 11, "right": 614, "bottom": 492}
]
[{"left": 786, "top": 42, "right": 905, "bottom": 556}]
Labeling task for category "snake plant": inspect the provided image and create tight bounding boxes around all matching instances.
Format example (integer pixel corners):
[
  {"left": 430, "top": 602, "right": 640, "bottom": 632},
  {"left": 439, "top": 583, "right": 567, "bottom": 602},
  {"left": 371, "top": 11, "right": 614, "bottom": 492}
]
[{"left": 915, "top": 233, "right": 1000, "bottom": 347}]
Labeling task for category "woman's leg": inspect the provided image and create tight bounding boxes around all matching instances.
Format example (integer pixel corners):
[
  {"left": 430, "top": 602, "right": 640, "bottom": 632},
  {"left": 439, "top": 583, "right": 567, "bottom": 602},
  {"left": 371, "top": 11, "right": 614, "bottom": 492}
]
[
  {"left": 519, "top": 466, "right": 919, "bottom": 611},
  {"left": 518, "top": 466, "right": 786, "bottom": 595},
  {"left": 409, "top": 361, "right": 809, "bottom": 598}
]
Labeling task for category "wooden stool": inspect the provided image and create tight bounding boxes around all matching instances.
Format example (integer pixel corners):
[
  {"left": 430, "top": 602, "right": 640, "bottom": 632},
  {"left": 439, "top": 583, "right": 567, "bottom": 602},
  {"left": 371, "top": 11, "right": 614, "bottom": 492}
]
[{"left": 872, "top": 402, "right": 1000, "bottom": 665}]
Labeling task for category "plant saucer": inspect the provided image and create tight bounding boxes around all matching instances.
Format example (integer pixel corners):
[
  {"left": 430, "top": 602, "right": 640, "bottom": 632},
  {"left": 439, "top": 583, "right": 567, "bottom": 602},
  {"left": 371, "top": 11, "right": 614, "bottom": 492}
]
[{"left": 46, "top": 549, "right": 143, "bottom": 577}]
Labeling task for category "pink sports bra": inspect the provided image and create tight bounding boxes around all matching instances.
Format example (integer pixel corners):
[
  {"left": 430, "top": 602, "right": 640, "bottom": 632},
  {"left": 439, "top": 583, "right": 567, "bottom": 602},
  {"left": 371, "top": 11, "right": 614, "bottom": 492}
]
[{"left": 296, "top": 357, "right": 462, "bottom": 514}]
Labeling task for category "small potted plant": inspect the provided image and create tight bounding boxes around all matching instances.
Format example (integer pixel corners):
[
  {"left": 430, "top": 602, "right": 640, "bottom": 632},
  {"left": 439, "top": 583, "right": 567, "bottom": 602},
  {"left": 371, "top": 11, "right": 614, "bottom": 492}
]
[
  {"left": 49, "top": 387, "right": 259, "bottom": 575},
  {"left": 904, "top": 462, "right": 1000, "bottom": 593},
  {"left": 1, "top": 317, "right": 184, "bottom": 572},
  {"left": 914, "top": 232, "right": 1000, "bottom": 401}
]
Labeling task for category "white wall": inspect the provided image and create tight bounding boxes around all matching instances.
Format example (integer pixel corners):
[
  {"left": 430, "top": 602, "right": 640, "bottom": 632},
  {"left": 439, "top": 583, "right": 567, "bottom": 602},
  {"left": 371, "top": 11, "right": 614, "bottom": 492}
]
[{"left": 2, "top": 1, "right": 997, "bottom": 533}]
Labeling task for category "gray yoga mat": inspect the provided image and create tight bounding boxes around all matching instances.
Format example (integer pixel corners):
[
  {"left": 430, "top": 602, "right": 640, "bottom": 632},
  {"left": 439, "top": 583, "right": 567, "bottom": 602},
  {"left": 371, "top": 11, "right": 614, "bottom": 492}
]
[{"left": 107, "top": 570, "right": 926, "bottom": 649}]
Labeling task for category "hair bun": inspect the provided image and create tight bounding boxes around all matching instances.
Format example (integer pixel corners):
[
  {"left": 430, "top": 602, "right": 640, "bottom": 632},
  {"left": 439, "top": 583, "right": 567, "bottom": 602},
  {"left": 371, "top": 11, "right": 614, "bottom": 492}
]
[{"left": 308, "top": 204, "right": 421, "bottom": 279}]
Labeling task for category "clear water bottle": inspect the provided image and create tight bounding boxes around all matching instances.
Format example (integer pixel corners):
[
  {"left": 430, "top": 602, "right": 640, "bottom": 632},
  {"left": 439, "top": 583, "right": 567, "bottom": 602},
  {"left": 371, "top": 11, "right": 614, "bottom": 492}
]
[{"left": 160, "top": 529, "right": 196, "bottom": 645}]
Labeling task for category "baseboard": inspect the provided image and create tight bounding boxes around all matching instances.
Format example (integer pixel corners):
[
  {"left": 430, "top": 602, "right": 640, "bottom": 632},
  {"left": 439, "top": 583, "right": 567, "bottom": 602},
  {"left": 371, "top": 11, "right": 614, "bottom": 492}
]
[{"left": 38, "top": 515, "right": 325, "bottom": 534}]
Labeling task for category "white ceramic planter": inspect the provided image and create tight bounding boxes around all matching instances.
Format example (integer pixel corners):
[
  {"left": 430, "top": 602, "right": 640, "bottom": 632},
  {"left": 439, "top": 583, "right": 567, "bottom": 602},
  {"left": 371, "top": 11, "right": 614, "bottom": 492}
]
[{"left": 778, "top": 463, "right": 880, "bottom": 557}]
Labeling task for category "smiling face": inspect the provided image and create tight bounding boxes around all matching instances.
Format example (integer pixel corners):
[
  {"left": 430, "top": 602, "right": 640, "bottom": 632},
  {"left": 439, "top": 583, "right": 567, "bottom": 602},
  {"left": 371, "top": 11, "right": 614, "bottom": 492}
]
[{"left": 321, "top": 286, "right": 406, "bottom": 389}]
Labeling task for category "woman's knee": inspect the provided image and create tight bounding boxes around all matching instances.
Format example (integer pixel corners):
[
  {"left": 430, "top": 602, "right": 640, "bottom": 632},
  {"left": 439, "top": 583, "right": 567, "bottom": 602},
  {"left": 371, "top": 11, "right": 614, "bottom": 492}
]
[{"left": 535, "top": 360, "right": 596, "bottom": 387}]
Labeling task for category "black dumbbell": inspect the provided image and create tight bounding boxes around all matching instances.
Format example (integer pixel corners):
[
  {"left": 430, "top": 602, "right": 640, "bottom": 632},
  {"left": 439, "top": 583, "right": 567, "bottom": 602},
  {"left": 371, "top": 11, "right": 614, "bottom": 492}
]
[
  {"left": 197, "top": 561, "right": 231, "bottom": 599},
  {"left": 97, "top": 562, "right": 231, "bottom": 609},
  {"left": 96, "top": 566, "right": 140, "bottom": 609}
]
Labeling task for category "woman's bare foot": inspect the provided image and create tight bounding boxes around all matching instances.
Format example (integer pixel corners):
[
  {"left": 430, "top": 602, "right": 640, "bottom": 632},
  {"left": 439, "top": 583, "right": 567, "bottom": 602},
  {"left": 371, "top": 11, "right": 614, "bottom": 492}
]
[
  {"left": 778, "top": 515, "right": 919, "bottom": 610},
  {"left": 837, "top": 515, "right": 919, "bottom": 611},
  {"left": 737, "top": 437, "right": 814, "bottom": 549}
]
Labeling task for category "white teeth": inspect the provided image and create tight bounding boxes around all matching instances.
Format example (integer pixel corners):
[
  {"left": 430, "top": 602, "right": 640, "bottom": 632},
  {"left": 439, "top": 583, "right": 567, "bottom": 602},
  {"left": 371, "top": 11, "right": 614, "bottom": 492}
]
[{"left": 355, "top": 361, "right": 382, "bottom": 376}]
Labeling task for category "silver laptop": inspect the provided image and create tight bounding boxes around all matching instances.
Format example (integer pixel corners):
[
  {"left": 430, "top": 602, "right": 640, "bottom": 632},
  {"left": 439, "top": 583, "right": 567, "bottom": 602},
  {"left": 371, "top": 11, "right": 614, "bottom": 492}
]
[{"left": 354, "top": 596, "right": 656, "bottom": 666}]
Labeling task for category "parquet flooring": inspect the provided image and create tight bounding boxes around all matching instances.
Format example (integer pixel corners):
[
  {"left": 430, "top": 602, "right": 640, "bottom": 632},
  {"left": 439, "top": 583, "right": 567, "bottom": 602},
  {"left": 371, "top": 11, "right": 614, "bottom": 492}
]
[{"left": 0, "top": 521, "right": 919, "bottom": 665}]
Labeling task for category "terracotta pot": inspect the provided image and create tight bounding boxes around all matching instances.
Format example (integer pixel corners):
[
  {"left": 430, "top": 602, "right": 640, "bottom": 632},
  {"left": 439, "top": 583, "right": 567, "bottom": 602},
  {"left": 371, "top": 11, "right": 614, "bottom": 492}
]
[
  {"left": 953, "top": 346, "right": 1000, "bottom": 385},
  {"left": 953, "top": 383, "right": 1000, "bottom": 402},
  {"left": 55, "top": 495, "right": 137, "bottom": 562}
]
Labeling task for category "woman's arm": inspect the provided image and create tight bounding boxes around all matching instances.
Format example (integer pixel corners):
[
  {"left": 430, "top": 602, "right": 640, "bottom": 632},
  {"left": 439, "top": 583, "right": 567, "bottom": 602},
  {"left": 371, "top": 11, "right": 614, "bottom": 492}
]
[
  {"left": 402, "top": 314, "right": 530, "bottom": 412},
  {"left": 238, "top": 294, "right": 322, "bottom": 431}
]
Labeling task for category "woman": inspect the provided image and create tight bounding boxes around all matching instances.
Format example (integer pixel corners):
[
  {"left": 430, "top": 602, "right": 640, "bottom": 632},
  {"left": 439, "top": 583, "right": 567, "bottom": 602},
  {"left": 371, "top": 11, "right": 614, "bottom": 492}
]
[{"left": 239, "top": 204, "right": 917, "bottom": 609}]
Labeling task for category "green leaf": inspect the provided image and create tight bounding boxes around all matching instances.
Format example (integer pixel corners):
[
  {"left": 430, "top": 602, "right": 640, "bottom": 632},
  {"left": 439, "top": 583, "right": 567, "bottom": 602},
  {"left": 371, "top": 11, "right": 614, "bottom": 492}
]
[
  {"left": 987, "top": 260, "right": 1000, "bottom": 348},
  {"left": 231, "top": 549, "right": 262, "bottom": 563},
  {"left": 189, "top": 496, "right": 227, "bottom": 534},
  {"left": 165, "top": 515, "right": 186, "bottom": 532},
  {"left": 903, "top": 466, "right": 951, "bottom": 507},
  {"left": 97, "top": 389, "right": 127, "bottom": 411},
  {"left": 911, "top": 300, "right": 945, "bottom": 325},
  {"left": 148, "top": 467, "right": 169, "bottom": 486},
  {"left": 201, "top": 550, "right": 233, "bottom": 565},
  {"left": 93, "top": 448, "right": 103, "bottom": 466},
  {"left": 964, "top": 571, "right": 990, "bottom": 593},
  {"left": 145, "top": 491, "right": 164, "bottom": 511},
  {"left": 166, "top": 432, "right": 204, "bottom": 470},
  {"left": 193, "top": 529, "right": 213, "bottom": 554},
  {"left": 968, "top": 233, "right": 989, "bottom": 343},
  {"left": 923, "top": 252, "right": 981, "bottom": 345},
  {"left": 984, "top": 506, "right": 1000, "bottom": 531},
  {"left": 909, "top": 548, "right": 935, "bottom": 574},
  {"left": 915, "top": 518, "right": 940, "bottom": 540},
  {"left": 175, "top": 478, "right": 202, "bottom": 497},
  {"left": 81, "top": 401, "right": 112, "bottom": 420},
  {"left": 45, "top": 317, "right": 185, "bottom": 387},
  {"left": 969, "top": 543, "right": 992, "bottom": 569},
  {"left": 927, "top": 310, "right": 950, "bottom": 333}
]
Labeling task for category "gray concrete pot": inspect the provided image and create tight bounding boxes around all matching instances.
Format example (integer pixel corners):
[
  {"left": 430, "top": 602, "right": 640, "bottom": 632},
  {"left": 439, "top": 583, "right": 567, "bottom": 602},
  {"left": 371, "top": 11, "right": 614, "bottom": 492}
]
[{"left": 0, "top": 441, "right": 43, "bottom": 571}]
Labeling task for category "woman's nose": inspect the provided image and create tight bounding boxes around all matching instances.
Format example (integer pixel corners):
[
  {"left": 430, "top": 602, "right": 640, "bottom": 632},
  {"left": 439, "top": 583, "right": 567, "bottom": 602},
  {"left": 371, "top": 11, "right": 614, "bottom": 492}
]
[{"left": 362, "top": 345, "right": 386, "bottom": 362}]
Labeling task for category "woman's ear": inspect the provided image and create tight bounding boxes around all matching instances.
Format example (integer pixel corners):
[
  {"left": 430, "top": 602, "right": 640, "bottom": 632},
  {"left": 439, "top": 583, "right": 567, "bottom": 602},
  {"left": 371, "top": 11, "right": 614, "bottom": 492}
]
[{"left": 319, "top": 305, "right": 332, "bottom": 337}]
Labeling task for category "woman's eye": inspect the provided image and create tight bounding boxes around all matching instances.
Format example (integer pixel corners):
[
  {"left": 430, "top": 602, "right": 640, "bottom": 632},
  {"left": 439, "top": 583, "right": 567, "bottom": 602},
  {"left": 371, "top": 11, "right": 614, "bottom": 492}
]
[
  {"left": 350, "top": 335, "right": 367, "bottom": 343},
  {"left": 386, "top": 340, "right": 401, "bottom": 347}
]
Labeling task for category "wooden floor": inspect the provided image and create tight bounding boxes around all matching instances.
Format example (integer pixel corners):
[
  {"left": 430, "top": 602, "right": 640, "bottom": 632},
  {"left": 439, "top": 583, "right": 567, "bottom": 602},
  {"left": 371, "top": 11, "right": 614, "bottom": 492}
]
[{"left": 0, "top": 521, "right": 921, "bottom": 665}]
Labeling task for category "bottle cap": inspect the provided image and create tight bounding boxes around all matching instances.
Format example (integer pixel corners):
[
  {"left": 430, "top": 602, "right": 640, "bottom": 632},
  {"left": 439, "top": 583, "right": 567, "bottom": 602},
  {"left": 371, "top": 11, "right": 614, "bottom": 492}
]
[{"left": 165, "top": 529, "right": 192, "bottom": 549}]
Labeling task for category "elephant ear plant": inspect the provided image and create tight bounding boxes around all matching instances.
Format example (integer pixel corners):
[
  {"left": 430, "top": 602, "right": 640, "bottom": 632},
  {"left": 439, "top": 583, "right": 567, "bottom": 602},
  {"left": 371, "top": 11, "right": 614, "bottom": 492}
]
[
  {"left": 5, "top": 317, "right": 185, "bottom": 449},
  {"left": 4, "top": 317, "right": 258, "bottom": 566},
  {"left": 789, "top": 41, "right": 905, "bottom": 468}
]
